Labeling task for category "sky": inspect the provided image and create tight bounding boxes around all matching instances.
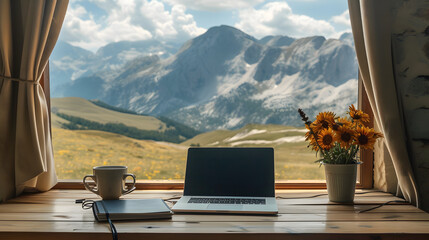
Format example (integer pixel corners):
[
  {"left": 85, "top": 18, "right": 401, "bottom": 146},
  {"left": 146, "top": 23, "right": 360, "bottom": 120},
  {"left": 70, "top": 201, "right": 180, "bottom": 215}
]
[{"left": 59, "top": 0, "right": 352, "bottom": 52}]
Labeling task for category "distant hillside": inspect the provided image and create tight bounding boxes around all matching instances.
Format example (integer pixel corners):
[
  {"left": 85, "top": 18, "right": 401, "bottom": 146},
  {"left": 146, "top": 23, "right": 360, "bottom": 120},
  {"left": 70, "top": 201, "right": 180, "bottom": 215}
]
[
  {"left": 51, "top": 97, "right": 199, "bottom": 143},
  {"left": 90, "top": 99, "right": 148, "bottom": 115},
  {"left": 182, "top": 123, "right": 307, "bottom": 147},
  {"left": 51, "top": 97, "right": 165, "bottom": 130}
]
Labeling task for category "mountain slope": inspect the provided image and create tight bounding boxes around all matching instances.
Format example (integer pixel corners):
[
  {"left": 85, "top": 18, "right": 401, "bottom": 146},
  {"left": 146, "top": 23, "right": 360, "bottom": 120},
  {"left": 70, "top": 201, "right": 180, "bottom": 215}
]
[
  {"left": 102, "top": 25, "right": 258, "bottom": 114},
  {"left": 51, "top": 97, "right": 166, "bottom": 131},
  {"left": 51, "top": 97, "right": 199, "bottom": 143},
  {"left": 50, "top": 41, "right": 96, "bottom": 94}
]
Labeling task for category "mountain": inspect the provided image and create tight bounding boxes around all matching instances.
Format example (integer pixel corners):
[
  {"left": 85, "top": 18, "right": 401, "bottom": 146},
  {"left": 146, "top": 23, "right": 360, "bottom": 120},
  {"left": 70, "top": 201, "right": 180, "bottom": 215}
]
[
  {"left": 53, "top": 25, "right": 358, "bottom": 131},
  {"left": 50, "top": 41, "right": 96, "bottom": 94},
  {"left": 339, "top": 32, "right": 355, "bottom": 47},
  {"left": 50, "top": 40, "right": 181, "bottom": 97},
  {"left": 258, "top": 35, "right": 295, "bottom": 47},
  {"left": 102, "top": 26, "right": 259, "bottom": 114}
]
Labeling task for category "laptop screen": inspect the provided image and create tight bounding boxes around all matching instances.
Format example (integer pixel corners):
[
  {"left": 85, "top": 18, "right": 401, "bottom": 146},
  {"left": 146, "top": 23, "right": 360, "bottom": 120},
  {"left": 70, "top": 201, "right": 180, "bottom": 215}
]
[{"left": 183, "top": 147, "right": 275, "bottom": 197}]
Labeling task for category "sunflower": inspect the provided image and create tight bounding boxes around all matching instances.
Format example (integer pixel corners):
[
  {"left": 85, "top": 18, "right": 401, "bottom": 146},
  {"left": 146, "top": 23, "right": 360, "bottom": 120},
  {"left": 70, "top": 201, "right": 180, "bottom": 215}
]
[
  {"left": 308, "top": 138, "right": 319, "bottom": 151},
  {"left": 312, "top": 112, "right": 336, "bottom": 132},
  {"left": 317, "top": 128, "right": 336, "bottom": 150},
  {"left": 335, "top": 125, "right": 356, "bottom": 148},
  {"left": 305, "top": 124, "right": 314, "bottom": 141},
  {"left": 348, "top": 104, "right": 370, "bottom": 124},
  {"left": 355, "top": 126, "right": 381, "bottom": 149},
  {"left": 374, "top": 132, "right": 384, "bottom": 139},
  {"left": 332, "top": 117, "right": 352, "bottom": 132},
  {"left": 337, "top": 117, "right": 352, "bottom": 127},
  {"left": 304, "top": 124, "right": 320, "bottom": 151},
  {"left": 331, "top": 122, "right": 340, "bottom": 131},
  {"left": 309, "top": 121, "right": 321, "bottom": 136}
]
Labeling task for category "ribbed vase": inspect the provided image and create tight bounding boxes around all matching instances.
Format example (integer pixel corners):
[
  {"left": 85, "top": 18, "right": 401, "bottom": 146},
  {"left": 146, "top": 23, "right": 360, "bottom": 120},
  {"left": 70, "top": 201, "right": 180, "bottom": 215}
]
[{"left": 324, "top": 163, "right": 358, "bottom": 203}]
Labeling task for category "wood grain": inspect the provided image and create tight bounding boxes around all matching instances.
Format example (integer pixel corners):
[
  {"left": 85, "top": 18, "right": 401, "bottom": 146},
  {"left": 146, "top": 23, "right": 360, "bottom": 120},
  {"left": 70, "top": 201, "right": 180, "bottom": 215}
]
[
  {"left": 358, "top": 77, "right": 375, "bottom": 189},
  {"left": 0, "top": 202, "right": 422, "bottom": 214},
  {"left": 1, "top": 221, "right": 429, "bottom": 233},
  {"left": 2, "top": 212, "right": 429, "bottom": 222},
  {"left": 1, "top": 189, "right": 428, "bottom": 240}
]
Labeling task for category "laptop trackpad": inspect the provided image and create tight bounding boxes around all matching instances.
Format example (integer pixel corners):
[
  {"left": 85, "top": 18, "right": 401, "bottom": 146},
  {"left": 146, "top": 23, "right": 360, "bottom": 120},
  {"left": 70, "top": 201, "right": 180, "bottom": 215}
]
[{"left": 207, "top": 204, "right": 243, "bottom": 211}]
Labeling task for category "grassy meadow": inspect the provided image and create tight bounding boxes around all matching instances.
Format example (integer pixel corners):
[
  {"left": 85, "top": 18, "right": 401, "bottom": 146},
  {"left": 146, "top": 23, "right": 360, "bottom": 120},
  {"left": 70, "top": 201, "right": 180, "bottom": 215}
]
[
  {"left": 52, "top": 97, "right": 324, "bottom": 180},
  {"left": 53, "top": 124, "right": 324, "bottom": 180},
  {"left": 53, "top": 128, "right": 188, "bottom": 180},
  {"left": 182, "top": 124, "right": 324, "bottom": 180}
]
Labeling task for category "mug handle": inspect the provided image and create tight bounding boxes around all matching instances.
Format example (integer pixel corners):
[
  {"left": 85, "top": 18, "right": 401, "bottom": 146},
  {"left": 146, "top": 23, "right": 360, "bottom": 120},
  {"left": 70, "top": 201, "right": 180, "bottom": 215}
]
[
  {"left": 83, "top": 175, "right": 99, "bottom": 194},
  {"left": 122, "top": 173, "right": 136, "bottom": 195}
]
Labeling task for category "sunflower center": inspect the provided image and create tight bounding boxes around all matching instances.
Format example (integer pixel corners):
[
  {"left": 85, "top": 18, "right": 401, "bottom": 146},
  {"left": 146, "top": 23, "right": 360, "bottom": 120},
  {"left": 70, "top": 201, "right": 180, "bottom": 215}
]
[
  {"left": 341, "top": 132, "right": 352, "bottom": 142},
  {"left": 322, "top": 135, "right": 333, "bottom": 145},
  {"left": 353, "top": 114, "right": 362, "bottom": 119},
  {"left": 358, "top": 135, "right": 368, "bottom": 145},
  {"left": 321, "top": 120, "right": 330, "bottom": 129}
]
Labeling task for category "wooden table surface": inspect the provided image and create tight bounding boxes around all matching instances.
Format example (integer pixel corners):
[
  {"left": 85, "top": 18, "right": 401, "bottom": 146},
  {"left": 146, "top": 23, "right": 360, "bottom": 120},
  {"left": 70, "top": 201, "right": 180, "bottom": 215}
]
[{"left": 1, "top": 189, "right": 429, "bottom": 240}]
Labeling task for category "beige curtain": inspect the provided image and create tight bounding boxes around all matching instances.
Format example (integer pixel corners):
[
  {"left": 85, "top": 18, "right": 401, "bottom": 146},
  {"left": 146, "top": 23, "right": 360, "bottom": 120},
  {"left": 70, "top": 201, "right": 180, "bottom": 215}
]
[
  {"left": 348, "top": 0, "right": 419, "bottom": 206},
  {"left": 0, "top": 0, "right": 68, "bottom": 201}
]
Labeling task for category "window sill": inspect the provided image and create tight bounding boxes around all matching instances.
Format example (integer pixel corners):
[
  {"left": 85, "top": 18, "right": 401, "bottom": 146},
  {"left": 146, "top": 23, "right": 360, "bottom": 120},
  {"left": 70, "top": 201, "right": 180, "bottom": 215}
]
[{"left": 53, "top": 180, "right": 367, "bottom": 190}]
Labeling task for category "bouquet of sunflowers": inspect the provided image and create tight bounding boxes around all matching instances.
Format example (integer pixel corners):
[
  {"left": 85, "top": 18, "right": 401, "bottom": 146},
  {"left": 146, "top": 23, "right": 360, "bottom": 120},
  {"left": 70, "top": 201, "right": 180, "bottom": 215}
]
[{"left": 298, "top": 105, "right": 383, "bottom": 165}]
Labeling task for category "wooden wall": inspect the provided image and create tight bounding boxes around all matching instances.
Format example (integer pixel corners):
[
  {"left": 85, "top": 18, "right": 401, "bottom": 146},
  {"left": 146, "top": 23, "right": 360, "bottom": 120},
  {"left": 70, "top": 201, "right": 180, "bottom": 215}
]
[{"left": 391, "top": 0, "right": 429, "bottom": 211}]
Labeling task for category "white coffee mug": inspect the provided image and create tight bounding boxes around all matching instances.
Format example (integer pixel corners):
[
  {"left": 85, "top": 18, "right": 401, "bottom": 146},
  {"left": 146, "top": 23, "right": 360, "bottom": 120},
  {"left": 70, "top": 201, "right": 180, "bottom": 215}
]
[{"left": 83, "top": 166, "right": 136, "bottom": 200}]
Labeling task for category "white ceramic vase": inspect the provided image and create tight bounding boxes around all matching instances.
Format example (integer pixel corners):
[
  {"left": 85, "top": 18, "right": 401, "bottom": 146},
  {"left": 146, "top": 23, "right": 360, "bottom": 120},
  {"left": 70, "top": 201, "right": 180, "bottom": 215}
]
[{"left": 324, "top": 163, "right": 358, "bottom": 203}]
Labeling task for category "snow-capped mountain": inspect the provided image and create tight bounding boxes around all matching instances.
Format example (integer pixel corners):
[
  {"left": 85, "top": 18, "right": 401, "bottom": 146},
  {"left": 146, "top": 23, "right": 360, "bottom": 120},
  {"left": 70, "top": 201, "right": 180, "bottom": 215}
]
[
  {"left": 50, "top": 39, "right": 180, "bottom": 97},
  {"left": 52, "top": 25, "right": 358, "bottom": 131}
]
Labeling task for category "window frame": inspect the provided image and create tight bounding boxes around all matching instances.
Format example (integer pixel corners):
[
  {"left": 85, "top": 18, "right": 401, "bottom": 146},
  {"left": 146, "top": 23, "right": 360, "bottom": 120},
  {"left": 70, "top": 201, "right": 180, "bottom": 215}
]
[{"left": 43, "top": 63, "right": 374, "bottom": 190}]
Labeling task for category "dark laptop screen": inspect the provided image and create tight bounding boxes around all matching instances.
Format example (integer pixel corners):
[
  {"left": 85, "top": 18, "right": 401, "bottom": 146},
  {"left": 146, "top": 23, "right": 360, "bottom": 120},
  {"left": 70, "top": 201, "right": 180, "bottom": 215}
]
[{"left": 183, "top": 147, "right": 275, "bottom": 197}]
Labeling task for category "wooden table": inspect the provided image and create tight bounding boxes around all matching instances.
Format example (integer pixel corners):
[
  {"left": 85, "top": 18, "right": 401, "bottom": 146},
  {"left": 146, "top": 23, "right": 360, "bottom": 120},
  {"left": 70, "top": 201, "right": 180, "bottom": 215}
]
[{"left": 1, "top": 189, "right": 429, "bottom": 240}]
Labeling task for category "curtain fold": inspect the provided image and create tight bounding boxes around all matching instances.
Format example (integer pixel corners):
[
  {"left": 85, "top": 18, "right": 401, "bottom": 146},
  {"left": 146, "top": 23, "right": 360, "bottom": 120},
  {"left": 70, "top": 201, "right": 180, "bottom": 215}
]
[
  {"left": 348, "top": 0, "right": 419, "bottom": 206},
  {"left": 0, "top": 0, "right": 68, "bottom": 201}
]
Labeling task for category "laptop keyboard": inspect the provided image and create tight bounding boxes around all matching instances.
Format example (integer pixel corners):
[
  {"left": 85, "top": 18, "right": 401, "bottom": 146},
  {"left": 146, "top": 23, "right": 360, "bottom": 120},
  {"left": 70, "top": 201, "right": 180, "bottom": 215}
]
[{"left": 188, "top": 198, "right": 266, "bottom": 205}]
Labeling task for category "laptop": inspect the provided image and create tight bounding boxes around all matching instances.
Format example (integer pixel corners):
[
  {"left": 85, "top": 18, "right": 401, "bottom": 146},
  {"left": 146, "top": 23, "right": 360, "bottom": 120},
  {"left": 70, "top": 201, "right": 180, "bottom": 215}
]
[{"left": 172, "top": 147, "right": 278, "bottom": 215}]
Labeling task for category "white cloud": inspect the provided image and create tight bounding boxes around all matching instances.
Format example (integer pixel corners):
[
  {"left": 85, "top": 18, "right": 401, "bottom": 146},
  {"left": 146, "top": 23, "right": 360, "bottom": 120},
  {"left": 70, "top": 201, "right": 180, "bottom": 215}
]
[
  {"left": 331, "top": 10, "right": 350, "bottom": 27},
  {"left": 60, "top": 0, "right": 350, "bottom": 51},
  {"left": 234, "top": 2, "right": 337, "bottom": 39},
  {"left": 60, "top": 0, "right": 205, "bottom": 52},
  {"left": 162, "top": 0, "right": 265, "bottom": 11},
  {"left": 137, "top": 2, "right": 205, "bottom": 41},
  {"left": 171, "top": 5, "right": 206, "bottom": 40},
  {"left": 329, "top": 10, "right": 352, "bottom": 38},
  {"left": 60, "top": 5, "right": 102, "bottom": 50}
]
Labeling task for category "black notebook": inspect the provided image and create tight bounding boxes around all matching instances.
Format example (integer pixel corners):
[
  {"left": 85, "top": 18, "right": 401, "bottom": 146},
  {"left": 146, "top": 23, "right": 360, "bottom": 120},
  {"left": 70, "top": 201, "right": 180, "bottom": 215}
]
[{"left": 92, "top": 199, "right": 173, "bottom": 222}]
